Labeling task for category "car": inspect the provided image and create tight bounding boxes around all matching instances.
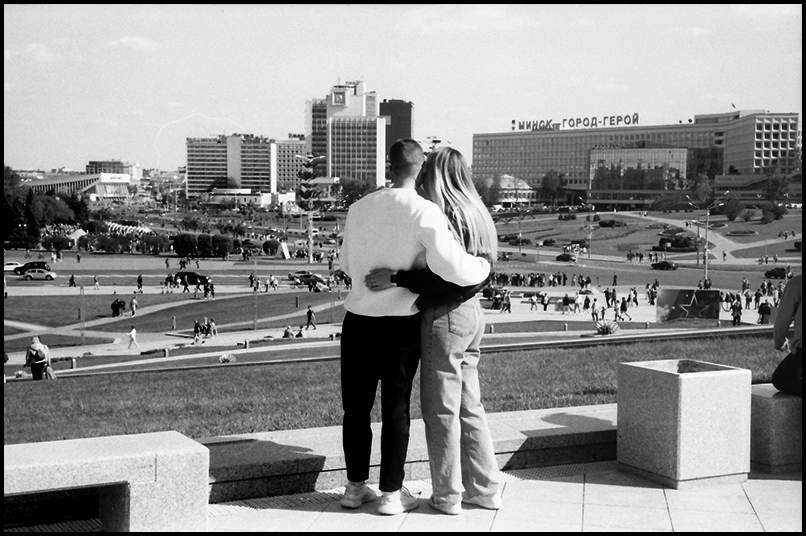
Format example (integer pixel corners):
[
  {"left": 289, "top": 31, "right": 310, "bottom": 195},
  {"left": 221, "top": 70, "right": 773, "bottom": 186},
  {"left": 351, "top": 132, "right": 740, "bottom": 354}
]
[
  {"left": 174, "top": 271, "right": 209, "bottom": 285},
  {"left": 509, "top": 238, "right": 532, "bottom": 246},
  {"left": 651, "top": 260, "right": 679, "bottom": 271},
  {"left": 22, "top": 268, "right": 57, "bottom": 281},
  {"left": 297, "top": 273, "right": 326, "bottom": 286},
  {"left": 556, "top": 253, "right": 578, "bottom": 262},
  {"left": 13, "top": 261, "right": 51, "bottom": 275},
  {"left": 4, "top": 261, "right": 22, "bottom": 273},
  {"left": 578, "top": 288, "right": 599, "bottom": 295},
  {"left": 288, "top": 270, "right": 313, "bottom": 281},
  {"left": 765, "top": 267, "right": 793, "bottom": 279}
]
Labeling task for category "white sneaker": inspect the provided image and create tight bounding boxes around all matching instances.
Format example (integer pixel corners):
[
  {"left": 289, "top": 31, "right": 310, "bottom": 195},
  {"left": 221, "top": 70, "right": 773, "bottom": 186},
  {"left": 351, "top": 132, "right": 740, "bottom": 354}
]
[
  {"left": 462, "top": 492, "right": 502, "bottom": 510},
  {"left": 377, "top": 486, "right": 419, "bottom": 515},
  {"left": 429, "top": 495, "right": 462, "bottom": 515},
  {"left": 340, "top": 481, "right": 377, "bottom": 509}
]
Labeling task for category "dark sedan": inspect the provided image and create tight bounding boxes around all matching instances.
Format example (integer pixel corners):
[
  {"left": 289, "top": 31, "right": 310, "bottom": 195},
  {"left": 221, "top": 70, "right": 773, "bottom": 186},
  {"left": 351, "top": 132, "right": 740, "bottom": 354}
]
[
  {"left": 651, "top": 260, "right": 679, "bottom": 270},
  {"left": 174, "top": 271, "right": 210, "bottom": 285},
  {"left": 765, "top": 267, "right": 793, "bottom": 279},
  {"left": 556, "top": 253, "right": 577, "bottom": 262}
]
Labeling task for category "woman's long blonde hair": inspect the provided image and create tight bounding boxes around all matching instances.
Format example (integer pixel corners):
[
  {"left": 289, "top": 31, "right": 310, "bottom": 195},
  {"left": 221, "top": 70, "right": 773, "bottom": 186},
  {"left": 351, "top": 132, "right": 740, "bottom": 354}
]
[{"left": 419, "top": 147, "right": 498, "bottom": 262}]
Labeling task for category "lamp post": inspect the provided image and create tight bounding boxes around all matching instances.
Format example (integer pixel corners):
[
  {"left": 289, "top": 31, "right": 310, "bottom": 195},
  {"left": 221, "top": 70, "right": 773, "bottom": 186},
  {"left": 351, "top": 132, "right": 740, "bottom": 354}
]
[
  {"left": 687, "top": 191, "right": 729, "bottom": 282},
  {"left": 578, "top": 196, "right": 594, "bottom": 259}
]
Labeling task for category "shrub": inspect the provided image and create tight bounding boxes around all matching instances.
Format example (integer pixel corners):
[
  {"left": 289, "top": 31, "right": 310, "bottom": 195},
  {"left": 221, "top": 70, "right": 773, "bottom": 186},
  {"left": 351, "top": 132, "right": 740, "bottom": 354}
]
[
  {"left": 212, "top": 235, "right": 233, "bottom": 257},
  {"left": 196, "top": 234, "right": 213, "bottom": 257},
  {"left": 542, "top": 238, "right": 556, "bottom": 247},
  {"left": 172, "top": 233, "right": 197, "bottom": 257}
]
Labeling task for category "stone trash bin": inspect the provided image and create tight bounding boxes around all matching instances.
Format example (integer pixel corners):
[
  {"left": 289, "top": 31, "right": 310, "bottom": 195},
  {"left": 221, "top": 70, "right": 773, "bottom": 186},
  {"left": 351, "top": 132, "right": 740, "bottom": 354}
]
[{"left": 617, "top": 359, "right": 751, "bottom": 489}]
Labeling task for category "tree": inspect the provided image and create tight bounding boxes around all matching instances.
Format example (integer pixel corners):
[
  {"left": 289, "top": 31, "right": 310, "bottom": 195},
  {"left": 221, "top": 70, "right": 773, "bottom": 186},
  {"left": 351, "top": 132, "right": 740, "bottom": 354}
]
[
  {"left": 24, "top": 189, "right": 40, "bottom": 240},
  {"left": 540, "top": 171, "right": 565, "bottom": 207},
  {"left": 262, "top": 239, "right": 280, "bottom": 256},
  {"left": 196, "top": 234, "right": 213, "bottom": 257},
  {"left": 761, "top": 168, "right": 791, "bottom": 204},
  {"left": 722, "top": 198, "right": 745, "bottom": 221},
  {"left": 688, "top": 174, "right": 712, "bottom": 205},
  {"left": 212, "top": 234, "right": 233, "bottom": 257},
  {"left": 339, "top": 176, "right": 376, "bottom": 206},
  {"left": 172, "top": 233, "right": 197, "bottom": 257}
]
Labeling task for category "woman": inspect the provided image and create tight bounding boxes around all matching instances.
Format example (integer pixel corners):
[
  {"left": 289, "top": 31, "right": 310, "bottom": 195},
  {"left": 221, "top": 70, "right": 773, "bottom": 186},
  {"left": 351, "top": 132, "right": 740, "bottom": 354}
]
[
  {"left": 365, "top": 146, "right": 501, "bottom": 515},
  {"left": 25, "top": 336, "right": 51, "bottom": 381}
]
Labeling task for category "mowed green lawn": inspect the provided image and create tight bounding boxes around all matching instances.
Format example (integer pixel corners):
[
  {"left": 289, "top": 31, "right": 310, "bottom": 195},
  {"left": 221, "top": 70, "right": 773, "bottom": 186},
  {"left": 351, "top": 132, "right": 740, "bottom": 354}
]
[
  {"left": 3, "top": 334, "right": 781, "bottom": 444},
  {"left": 3, "top": 291, "right": 345, "bottom": 348}
]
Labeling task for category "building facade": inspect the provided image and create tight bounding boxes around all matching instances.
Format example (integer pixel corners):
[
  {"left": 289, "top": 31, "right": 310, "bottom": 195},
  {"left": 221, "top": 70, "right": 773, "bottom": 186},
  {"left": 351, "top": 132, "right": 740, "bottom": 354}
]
[
  {"left": 275, "top": 138, "right": 309, "bottom": 191},
  {"left": 307, "top": 80, "right": 387, "bottom": 188},
  {"left": 472, "top": 110, "right": 801, "bottom": 210},
  {"left": 380, "top": 99, "right": 414, "bottom": 158},
  {"left": 23, "top": 173, "right": 130, "bottom": 203},
  {"left": 186, "top": 134, "right": 273, "bottom": 197},
  {"left": 86, "top": 160, "right": 142, "bottom": 183}
]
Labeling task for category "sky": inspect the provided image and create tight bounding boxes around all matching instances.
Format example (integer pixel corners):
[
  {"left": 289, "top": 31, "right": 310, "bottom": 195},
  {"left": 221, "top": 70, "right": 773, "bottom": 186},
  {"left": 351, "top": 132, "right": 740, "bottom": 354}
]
[{"left": 4, "top": 4, "right": 802, "bottom": 173}]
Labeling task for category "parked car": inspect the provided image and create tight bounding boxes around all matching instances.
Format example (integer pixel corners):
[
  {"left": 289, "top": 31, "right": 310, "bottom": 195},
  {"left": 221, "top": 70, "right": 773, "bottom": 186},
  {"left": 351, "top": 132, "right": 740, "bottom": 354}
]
[
  {"left": 288, "top": 270, "right": 313, "bottom": 281},
  {"left": 764, "top": 267, "right": 793, "bottom": 279},
  {"left": 651, "top": 260, "right": 679, "bottom": 271},
  {"left": 297, "top": 273, "right": 326, "bottom": 286},
  {"left": 556, "top": 253, "right": 577, "bottom": 262},
  {"left": 13, "top": 261, "right": 51, "bottom": 275},
  {"left": 174, "top": 271, "right": 209, "bottom": 285},
  {"left": 22, "top": 268, "right": 57, "bottom": 281},
  {"left": 4, "top": 261, "right": 22, "bottom": 273},
  {"left": 509, "top": 238, "right": 532, "bottom": 246}
]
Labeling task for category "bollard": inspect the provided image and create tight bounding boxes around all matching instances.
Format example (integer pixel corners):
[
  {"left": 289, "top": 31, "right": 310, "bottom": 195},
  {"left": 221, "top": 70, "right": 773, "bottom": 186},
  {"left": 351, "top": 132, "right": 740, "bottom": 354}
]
[
  {"left": 70, "top": 358, "right": 76, "bottom": 369},
  {"left": 172, "top": 316, "right": 176, "bottom": 330},
  {"left": 563, "top": 323, "right": 568, "bottom": 331},
  {"left": 489, "top": 324, "right": 494, "bottom": 334},
  {"left": 295, "top": 296, "right": 299, "bottom": 308},
  {"left": 645, "top": 321, "right": 649, "bottom": 329},
  {"left": 245, "top": 339, "right": 250, "bottom": 349},
  {"left": 164, "top": 348, "right": 170, "bottom": 358}
]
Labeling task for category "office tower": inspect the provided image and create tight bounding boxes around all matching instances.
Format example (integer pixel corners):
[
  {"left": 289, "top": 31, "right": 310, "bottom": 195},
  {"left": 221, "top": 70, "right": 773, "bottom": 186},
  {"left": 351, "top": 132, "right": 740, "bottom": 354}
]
[{"left": 380, "top": 99, "right": 414, "bottom": 157}]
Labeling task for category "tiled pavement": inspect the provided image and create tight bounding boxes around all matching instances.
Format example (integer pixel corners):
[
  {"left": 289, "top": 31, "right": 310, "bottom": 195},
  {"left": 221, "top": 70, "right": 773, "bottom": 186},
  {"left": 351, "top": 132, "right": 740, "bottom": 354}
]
[{"left": 206, "top": 461, "right": 801, "bottom": 532}]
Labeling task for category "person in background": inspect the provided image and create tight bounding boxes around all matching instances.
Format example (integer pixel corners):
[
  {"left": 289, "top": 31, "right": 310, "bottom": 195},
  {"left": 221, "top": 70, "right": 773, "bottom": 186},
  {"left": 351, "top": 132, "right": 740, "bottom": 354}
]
[
  {"left": 364, "top": 146, "right": 501, "bottom": 515},
  {"left": 772, "top": 273, "right": 801, "bottom": 396},
  {"left": 25, "top": 336, "right": 51, "bottom": 380},
  {"left": 282, "top": 325, "right": 294, "bottom": 339},
  {"left": 128, "top": 325, "right": 140, "bottom": 350}
]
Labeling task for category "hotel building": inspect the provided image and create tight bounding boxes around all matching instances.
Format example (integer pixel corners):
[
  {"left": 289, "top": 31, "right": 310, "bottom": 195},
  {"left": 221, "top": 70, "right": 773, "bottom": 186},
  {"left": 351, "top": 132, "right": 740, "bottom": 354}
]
[
  {"left": 307, "top": 80, "right": 387, "bottom": 188},
  {"left": 472, "top": 110, "right": 801, "bottom": 210}
]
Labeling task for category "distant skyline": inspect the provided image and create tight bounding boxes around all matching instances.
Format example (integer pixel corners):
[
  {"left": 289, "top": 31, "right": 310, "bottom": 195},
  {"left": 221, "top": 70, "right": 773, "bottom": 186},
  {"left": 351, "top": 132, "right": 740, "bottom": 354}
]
[{"left": 4, "top": 4, "right": 802, "bottom": 173}]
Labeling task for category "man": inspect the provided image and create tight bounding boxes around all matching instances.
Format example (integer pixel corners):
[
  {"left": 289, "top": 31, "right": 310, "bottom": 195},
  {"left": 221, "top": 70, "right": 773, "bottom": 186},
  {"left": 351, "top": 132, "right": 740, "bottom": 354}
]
[
  {"left": 305, "top": 305, "right": 317, "bottom": 330},
  {"left": 338, "top": 139, "right": 490, "bottom": 515}
]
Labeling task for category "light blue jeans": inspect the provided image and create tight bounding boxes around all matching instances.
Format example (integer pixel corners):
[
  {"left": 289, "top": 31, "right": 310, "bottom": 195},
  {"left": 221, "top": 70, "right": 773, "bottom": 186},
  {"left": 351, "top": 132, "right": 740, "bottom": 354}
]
[{"left": 421, "top": 297, "right": 501, "bottom": 507}]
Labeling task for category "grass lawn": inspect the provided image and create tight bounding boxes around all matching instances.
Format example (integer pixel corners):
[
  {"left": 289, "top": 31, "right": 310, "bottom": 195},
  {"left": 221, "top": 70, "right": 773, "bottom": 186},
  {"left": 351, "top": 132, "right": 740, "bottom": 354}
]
[{"left": 3, "top": 333, "right": 781, "bottom": 444}]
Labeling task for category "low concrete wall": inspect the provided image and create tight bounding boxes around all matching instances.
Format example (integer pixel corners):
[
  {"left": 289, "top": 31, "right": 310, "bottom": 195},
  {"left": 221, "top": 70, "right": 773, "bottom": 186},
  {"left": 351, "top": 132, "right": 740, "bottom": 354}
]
[{"left": 199, "top": 404, "right": 618, "bottom": 503}]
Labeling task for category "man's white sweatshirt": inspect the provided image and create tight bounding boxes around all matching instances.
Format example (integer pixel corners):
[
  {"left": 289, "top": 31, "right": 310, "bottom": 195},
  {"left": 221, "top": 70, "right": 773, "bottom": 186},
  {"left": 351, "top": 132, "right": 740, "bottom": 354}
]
[{"left": 341, "top": 188, "right": 490, "bottom": 317}]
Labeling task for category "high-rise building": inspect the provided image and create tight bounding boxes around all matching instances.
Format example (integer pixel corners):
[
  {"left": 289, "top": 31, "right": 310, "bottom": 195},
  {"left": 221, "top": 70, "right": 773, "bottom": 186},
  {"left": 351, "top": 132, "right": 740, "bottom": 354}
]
[
  {"left": 473, "top": 110, "right": 801, "bottom": 210},
  {"left": 307, "top": 80, "right": 387, "bottom": 188},
  {"left": 380, "top": 99, "right": 414, "bottom": 157},
  {"left": 186, "top": 134, "right": 273, "bottom": 197},
  {"left": 275, "top": 138, "right": 308, "bottom": 191}
]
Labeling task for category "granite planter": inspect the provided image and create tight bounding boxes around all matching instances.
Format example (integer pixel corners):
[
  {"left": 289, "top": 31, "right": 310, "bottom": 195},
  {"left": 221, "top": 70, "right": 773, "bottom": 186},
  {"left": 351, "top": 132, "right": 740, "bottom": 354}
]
[{"left": 617, "top": 359, "right": 751, "bottom": 489}]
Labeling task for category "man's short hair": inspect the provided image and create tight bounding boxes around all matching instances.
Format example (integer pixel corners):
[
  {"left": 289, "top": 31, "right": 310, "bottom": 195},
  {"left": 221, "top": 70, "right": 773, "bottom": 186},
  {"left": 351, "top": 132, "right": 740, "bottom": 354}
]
[{"left": 389, "top": 138, "right": 425, "bottom": 173}]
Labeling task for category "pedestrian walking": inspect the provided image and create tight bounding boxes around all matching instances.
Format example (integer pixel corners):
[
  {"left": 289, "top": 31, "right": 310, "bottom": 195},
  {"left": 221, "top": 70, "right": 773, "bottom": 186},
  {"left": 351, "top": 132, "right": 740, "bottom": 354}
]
[
  {"left": 130, "top": 293, "right": 138, "bottom": 316},
  {"left": 306, "top": 305, "right": 317, "bottom": 330},
  {"left": 93, "top": 275, "right": 100, "bottom": 290},
  {"left": 128, "top": 326, "right": 140, "bottom": 350}
]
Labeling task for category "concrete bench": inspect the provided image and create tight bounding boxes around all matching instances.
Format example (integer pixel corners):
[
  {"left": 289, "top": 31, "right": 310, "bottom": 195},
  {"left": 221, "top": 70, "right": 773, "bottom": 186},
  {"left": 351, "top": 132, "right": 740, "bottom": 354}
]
[
  {"left": 750, "top": 383, "right": 802, "bottom": 474},
  {"left": 4, "top": 431, "right": 209, "bottom": 532}
]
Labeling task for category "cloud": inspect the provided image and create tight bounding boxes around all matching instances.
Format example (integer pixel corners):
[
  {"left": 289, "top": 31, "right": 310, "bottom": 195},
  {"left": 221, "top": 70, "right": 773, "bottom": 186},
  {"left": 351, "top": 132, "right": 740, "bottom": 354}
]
[
  {"left": 7, "top": 43, "right": 60, "bottom": 62},
  {"left": 401, "top": 5, "right": 539, "bottom": 34},
  {"left": 593, "top": 82, "right": 631, "bottom": 93},
  {"left": 731, "top": 4, "right": 802, "bottom": 18},
  {"left": 106, "top": 36, "right": 159, "bottom": 52}
]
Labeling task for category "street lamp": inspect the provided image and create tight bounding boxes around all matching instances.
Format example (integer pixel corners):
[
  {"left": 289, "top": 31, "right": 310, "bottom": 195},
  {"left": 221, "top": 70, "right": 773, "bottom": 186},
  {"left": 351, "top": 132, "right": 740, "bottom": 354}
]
[
  {"left": 578, "top": 196, "right": 594, "bottom": 259},
  {"left": 687, "top": 191, "right": 730, "bottom": 282}
]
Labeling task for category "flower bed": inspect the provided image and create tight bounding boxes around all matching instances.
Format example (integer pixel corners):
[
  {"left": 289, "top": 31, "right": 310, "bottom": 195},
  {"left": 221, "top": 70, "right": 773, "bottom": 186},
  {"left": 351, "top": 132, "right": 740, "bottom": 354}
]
[{"left": 727, "top": 230, "right": 758, "bottom": 236}]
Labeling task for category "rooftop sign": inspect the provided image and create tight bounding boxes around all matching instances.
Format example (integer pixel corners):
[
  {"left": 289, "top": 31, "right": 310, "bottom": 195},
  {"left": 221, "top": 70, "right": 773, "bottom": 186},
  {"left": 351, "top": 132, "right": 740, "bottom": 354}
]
[{"left": 512, "top": 113, "right": 640, "bottom": 131}]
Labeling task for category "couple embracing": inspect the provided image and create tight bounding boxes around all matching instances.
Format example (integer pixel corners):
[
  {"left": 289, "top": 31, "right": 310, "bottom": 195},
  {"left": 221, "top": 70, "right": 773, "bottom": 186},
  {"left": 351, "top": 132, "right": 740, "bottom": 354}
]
[{"left": 338, "top": 139, "right": 501, "bottom": 516}]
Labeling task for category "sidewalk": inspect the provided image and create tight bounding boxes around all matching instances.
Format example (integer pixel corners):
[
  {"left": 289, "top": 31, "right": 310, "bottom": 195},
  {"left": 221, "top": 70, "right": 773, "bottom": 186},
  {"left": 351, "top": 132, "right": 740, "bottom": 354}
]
[{"left": 205, "top": 463, "right": 801, "bottom": 532}]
